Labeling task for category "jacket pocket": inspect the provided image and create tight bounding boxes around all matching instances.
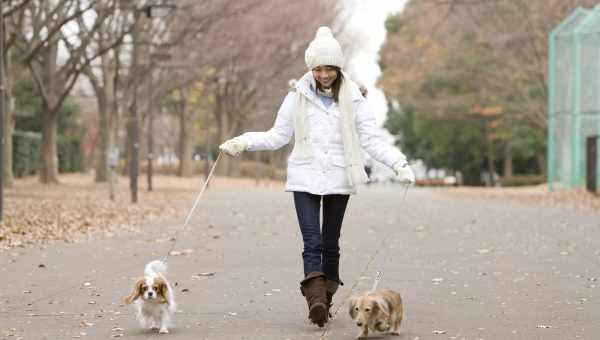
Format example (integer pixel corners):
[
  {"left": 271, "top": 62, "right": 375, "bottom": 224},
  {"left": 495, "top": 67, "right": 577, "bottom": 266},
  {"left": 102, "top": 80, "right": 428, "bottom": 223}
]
[
  {"left": 330, "top": 155, "right": 347, "bottom": 168},
  {"left": 287, "top": 156, "right": 312, "bottom": 165}
]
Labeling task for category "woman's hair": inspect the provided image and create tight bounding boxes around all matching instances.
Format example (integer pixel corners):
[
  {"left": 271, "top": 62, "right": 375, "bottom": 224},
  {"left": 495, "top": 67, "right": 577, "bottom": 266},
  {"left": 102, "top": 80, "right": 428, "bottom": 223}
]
[{"left": 315, "top": 66, "right": 344, "bottom": 102}]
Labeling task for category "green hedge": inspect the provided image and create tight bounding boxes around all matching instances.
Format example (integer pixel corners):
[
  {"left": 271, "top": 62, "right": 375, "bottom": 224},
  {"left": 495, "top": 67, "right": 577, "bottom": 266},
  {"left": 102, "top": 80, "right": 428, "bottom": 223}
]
[
  {"left": 13, "top": 130, "right": 83, "bottom": 177},
  {"left": 150, "top": 160, "right": 287, "bottom": 181},
  {"left": 500, "top": 175, "right": 546, "bottom": 187},
  {"left": 239, "top": 161, "right": 286, "bottom": 181},
  {"left": 58, "top": 134, "right": 83, "bottom": 173},
  {"left": 13, "top": 130, "right": 41, "bottom": 177}
]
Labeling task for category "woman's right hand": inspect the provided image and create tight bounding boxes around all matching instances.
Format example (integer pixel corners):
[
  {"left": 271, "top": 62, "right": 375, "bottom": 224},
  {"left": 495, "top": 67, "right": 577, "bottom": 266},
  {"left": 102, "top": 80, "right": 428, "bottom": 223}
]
[{"left": 219, "top": 137, "right": 248, "bottom": 157}]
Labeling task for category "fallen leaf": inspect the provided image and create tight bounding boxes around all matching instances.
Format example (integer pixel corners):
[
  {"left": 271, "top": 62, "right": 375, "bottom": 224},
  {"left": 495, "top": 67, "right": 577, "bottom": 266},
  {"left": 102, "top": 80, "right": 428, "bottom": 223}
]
[
  {"left": 80, "top": 320, "right": 94, "bottom": 327},
  {"left": 2, "top": 174, "right": 278, "bottom": 250}
]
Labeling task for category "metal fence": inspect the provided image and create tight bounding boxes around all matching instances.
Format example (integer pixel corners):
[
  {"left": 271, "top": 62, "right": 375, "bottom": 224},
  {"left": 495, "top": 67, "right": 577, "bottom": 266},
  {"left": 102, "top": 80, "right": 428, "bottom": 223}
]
[{"left": 549, "top": 4, "right": 600, "bottom": 191}]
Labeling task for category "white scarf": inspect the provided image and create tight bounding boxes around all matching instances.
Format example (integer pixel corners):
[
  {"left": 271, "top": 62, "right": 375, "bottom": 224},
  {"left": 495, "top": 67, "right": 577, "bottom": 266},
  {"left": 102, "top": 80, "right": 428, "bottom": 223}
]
[{"left": 290, "top": 71, "right": 368, "bottom": 188}]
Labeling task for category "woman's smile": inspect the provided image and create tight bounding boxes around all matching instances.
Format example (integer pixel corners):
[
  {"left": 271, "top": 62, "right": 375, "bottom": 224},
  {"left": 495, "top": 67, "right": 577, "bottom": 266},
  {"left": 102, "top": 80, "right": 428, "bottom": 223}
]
[{"left": 312, "top": 66, "right": 338, "bottom": 88}]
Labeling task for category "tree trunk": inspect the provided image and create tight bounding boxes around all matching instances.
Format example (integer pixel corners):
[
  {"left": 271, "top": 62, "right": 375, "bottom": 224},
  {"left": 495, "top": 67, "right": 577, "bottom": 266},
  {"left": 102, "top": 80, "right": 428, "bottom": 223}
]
[
  {"left": 110, "top": 59, "right": 121, "bottom": 177},
  {"left": 3, "top": 95, "right": 14, "bottom": 187},
  {"left": 3, "top": 69, "right": 14, "bottom": 187},
  {"left": 39, "top": 33, "right": 60, "bottom": 184},
  {"left": 40, "top": 106, "right": 59, "bottom": 184},
  {"left": 108, "top": 79, "right": 119, "bottom": 200},
  {"left": 537, "top": 153, "right": 547, "bottom": 180},
  {"left": 216, "top": 112, "right": 233, "bottom": 176},
  {"left": 486, "top": 141, "right": 497, "bottom": 187},
  {"left": 178, "top": 110, "right": 194, "bottom": 177},
  {"left": 255, "top": 151, "right": 260, "bottom": 185},
  {"left": 269, "top": 148, "right": 287, "bottom": 169},
  {"left": 95, "top": 92, "right": 109, "bottom": 182},
  {"left": 503, "top": 143, "right": 513, "bottom": 178}
]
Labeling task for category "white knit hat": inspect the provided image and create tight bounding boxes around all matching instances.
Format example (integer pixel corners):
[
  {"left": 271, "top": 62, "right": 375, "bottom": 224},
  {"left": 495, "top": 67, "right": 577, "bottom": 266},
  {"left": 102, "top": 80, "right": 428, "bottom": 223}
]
[{"left": 305, "top": 26, "right": 345, "bottom": 70}]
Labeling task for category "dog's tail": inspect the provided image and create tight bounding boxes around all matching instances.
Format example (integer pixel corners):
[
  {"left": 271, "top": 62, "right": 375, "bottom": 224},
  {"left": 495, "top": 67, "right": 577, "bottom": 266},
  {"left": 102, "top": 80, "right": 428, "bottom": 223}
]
[{"left": 144, "top": 260, "right": 168, "bottom": 277}]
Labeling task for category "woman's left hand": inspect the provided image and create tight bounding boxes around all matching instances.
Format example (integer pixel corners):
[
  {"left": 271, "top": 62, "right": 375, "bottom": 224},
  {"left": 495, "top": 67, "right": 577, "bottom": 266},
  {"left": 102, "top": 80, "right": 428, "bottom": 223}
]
[{"left": 393, "top": 162, "right": 415, "bottom": 184}]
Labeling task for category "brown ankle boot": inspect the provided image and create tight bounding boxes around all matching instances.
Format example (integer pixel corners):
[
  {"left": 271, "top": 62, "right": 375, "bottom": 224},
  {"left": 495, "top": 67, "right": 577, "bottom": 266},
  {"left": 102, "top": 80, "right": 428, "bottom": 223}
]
[
  {"left": 326, "top": 279, "right": 341, "bottom": 318},
  {"left": 300, "top": 272, "right": 328, "bottom": 327}
]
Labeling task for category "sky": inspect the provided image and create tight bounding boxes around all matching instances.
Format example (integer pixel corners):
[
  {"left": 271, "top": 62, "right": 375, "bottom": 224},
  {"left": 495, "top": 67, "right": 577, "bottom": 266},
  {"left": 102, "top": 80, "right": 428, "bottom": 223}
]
[{"left": 344, "top": 0, "right": 408, "bottom": 126}]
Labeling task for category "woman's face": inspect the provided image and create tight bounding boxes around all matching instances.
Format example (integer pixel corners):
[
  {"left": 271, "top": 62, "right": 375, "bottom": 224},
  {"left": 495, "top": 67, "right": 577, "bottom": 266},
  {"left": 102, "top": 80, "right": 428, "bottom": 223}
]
[{"left": 312, "top": 66, "right": 338, "bottom": 89}]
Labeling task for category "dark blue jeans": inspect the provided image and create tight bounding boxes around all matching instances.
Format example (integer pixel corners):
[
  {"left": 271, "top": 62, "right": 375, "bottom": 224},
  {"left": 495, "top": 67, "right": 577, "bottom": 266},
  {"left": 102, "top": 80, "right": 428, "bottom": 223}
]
[{"left": 293, "top": 191, "right": 350, "bottom": 283}]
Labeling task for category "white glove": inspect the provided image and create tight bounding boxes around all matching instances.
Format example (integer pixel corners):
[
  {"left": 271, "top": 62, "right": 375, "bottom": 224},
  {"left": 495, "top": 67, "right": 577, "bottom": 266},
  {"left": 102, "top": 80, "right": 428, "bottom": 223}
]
[
  {"left": 393, "top": 161, "right": 415, "bottom": 184},
  {"left": 219, "top": 136, "right": 248, "bottom": 157}
]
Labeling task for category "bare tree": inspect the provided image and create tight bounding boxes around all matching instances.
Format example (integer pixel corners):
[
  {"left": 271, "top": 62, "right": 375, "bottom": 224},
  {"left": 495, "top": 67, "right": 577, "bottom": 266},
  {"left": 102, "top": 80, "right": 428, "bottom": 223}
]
[
  {"left": 179, "top": 0, "right": 341, "bottom": 175},
  {"left": 14, "top": 0, "right": 123, "bottom": 183},
  {"left": 81, "top": 6, "right": 132, "bottom": 183},
  {"left": 91, "top": 0, "right": 346, "bottom": 179},
  {"left": 2, "top": 0, "right": 36, "bottom": 187},
  {"left": 2, "top": 3, "right": 23, "bottom": 187}
]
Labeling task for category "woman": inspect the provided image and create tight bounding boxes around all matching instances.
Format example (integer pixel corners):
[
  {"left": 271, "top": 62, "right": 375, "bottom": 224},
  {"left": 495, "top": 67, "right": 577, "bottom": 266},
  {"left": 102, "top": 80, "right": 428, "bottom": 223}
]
[{"left": 219, "top": 26, "right": 415, "bottom": 327}]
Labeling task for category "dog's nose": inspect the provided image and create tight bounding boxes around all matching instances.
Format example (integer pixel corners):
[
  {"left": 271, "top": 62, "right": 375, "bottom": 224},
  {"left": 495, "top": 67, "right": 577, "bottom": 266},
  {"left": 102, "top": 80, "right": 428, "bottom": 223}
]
[
  {"left": 357, "top": 322, "right": 363, "bottom": 327},
  {"left": 148, "top": 291, "right": 154, "bottom": 297}
]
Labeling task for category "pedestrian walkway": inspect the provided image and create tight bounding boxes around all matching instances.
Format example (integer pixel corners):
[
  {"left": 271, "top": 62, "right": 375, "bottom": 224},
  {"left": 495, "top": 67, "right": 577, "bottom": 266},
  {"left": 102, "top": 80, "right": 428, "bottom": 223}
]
[{"left": 1, "top": 186, "right": 598, "bottom": 339}]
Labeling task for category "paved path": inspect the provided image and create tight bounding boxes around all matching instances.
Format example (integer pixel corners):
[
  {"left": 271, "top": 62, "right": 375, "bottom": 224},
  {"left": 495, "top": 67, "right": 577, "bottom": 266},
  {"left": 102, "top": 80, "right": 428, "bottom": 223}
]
[{"left": 1, "top": 186, "right": 599, "bottom": 340}]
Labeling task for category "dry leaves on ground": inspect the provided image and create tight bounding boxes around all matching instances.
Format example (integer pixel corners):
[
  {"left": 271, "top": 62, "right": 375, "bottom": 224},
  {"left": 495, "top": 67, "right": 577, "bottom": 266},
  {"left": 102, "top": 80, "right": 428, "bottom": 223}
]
[
  {"left": 0, "top": 173, "right": 283, "bottom": 250},
  {"left": 440, "top": 184, "right": 600, "bottom": 211}
]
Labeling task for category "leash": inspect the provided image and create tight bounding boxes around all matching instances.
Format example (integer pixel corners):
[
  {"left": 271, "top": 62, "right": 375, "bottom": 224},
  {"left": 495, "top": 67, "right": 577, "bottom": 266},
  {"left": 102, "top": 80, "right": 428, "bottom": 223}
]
[
  {"left": 320, "top": 234, "right": 389, "bottom": 339},
  {"left": 4, "top": 152, "right": 224, "bottom": 314},
  {"left": 402, "top": 182, "right": 409, "bottom": 201},
  {"left": 370, "top": 270, "right": 383, "bottom": 292},
  {"left": 368, "top": 183, "right": 409, "bottom": 292},
  {"left": 320, "top": 181, "right": 412, "bottom": 339},
  {"left": 367, "top": 183, "right": 409, "bottom": 292},
  {"left": 162, "top": 152, "right": 222, "bottom": 262}
]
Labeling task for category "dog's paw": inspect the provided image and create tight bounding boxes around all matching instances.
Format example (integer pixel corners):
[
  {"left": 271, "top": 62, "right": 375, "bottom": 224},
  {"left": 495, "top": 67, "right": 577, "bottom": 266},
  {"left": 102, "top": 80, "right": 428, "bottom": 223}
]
[
  {"left": 158, "top": 327, "right": 169, "bottom": 334},
  {"left": 375, "top": 321, "right": 390, "bottom": 332}
]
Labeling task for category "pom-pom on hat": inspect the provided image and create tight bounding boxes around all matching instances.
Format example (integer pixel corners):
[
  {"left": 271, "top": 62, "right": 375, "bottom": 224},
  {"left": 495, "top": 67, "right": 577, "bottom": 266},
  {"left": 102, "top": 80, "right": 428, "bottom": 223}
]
[{"left": 304, "top": 26, "right": 345, "bottom": 70}]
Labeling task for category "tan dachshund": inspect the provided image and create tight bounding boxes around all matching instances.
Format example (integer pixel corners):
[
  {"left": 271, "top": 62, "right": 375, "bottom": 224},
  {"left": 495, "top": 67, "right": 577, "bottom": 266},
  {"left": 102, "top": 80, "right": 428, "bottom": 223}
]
[{"left": 349, "top": 289, "right": 403, "bottom": 339}]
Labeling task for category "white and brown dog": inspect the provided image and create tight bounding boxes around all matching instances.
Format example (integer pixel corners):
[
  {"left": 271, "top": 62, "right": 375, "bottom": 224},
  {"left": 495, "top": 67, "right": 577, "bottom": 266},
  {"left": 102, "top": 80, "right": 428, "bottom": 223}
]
[
  {"left": 349, "top": 289, "right": 403, "bottom": 339},
  {"left": 124, "top": 260, "right": 176, "bottom": 334}
]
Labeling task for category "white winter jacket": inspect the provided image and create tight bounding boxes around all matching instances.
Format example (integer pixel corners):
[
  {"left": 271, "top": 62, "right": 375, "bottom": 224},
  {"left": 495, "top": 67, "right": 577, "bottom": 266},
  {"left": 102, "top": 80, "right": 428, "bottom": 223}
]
[{"left": 240, "top": 73, "right": 407, "bottom": 195}]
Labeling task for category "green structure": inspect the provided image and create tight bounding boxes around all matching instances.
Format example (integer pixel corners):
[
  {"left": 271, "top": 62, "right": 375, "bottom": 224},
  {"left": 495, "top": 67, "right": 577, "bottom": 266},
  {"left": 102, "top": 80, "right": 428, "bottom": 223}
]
[{"left": 548, "top": 4, "right": 600, "bottom": 190}]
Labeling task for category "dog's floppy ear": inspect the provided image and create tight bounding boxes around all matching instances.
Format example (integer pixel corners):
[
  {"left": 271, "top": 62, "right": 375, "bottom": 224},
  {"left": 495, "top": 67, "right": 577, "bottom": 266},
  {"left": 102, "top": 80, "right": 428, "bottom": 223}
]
[
  {"left": 124, "top": 278, "right": 144, "bottom": 304},
  {"left": 156, "top": 277, "right": 170, "bottom": 303},
  {"left": 349, "top": 296, "right": 359, "bottom": 319}
]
